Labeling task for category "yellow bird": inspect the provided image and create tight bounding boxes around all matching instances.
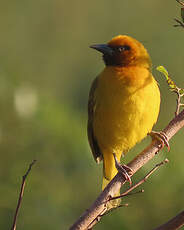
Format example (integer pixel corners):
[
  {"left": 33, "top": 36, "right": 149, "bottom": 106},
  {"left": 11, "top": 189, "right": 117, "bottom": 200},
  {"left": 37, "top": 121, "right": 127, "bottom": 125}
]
[{"left": 88, "top": 35, "right": 160, "bottom": 202}]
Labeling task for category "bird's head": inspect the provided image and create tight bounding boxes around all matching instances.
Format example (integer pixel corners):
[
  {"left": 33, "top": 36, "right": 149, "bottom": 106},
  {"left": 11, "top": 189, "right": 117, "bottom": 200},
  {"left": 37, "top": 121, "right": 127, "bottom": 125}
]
[{"left": 90, "top": 35, "right": 151, "bottom": 68}]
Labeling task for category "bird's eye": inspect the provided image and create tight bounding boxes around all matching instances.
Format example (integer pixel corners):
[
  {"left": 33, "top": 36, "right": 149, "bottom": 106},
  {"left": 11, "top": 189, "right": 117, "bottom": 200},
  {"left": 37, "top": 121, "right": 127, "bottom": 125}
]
[{"left": 118, "top": 45, "right": 131, "bottom": 52}]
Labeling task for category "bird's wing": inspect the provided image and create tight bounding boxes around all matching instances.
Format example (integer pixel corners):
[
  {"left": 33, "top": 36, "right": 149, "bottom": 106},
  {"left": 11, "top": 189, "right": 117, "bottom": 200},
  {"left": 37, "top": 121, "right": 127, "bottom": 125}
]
[{"left": 88, "top": 77, "right": 103, "bottom": 163}]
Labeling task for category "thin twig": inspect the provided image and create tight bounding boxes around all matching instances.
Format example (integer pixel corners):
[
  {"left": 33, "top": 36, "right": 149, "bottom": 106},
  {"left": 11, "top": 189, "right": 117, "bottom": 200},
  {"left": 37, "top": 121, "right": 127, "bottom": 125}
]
[
  {"left": 87, "top": 202, "right": 129, "bottom": 230},
  {"left": 102, "top": 203, "right": 129, "bottom": 216},
  {"left": 176, "top": 0, "right": 184, "bottom": 7},
  {"left": 118, "top": 189, "right": 145, "bottom": 198},
  {"left": 173, "top": 18, "right": 184, "bottom": 28},
  {"left": 11, "top": 160, "right": 36, "bottom": 230},
  {"left": 154, "top": 210, "right": 184, "bottom": 230},
  {"left": 157, "top": 66, "right": 184, "bottom": 115},
  {"left": 171, "top": 88, "right": 184, "bottom": 116},
  {"left": 108, "top": 158, "right": 169, "bottom": 202},
  {"left": 175, "top": 0, "right": 184, "bottom": 28}
]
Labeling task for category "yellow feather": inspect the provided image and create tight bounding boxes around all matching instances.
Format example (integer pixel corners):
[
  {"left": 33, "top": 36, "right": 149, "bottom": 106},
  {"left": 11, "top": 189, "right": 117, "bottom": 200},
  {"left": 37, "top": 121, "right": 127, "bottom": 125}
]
[{"left": 94, "top": 66, "right": 160, "bottom": 186}]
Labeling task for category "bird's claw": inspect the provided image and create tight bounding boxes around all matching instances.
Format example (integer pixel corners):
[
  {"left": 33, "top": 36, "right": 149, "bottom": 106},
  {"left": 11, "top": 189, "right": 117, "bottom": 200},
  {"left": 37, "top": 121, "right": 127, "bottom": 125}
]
[
  {"left": 113, "top": 153, "right": 133, "bottom": 186},
  {"left": 149, "top": 131, "right": 170, "bottom": 152}
]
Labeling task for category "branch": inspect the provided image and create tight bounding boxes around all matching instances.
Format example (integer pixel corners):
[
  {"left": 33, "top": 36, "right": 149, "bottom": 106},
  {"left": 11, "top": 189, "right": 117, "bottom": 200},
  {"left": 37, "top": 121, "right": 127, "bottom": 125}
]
[
  {"left": 69, "top": 109, "right": 184, "bottom": 230},
  {"left": 11, "top": 160, "right": 36, "bottom": 230},
  {"left": 87, "top": 159, "right": 169, "bottom": 230},
  {"left": 156, "top": 66, "right": 184, "bottom": 116},
  {"left": 108, "top": 158, "right": 169, "bottom": 202},
  {"left": 174, "top": 0, "right": 184, "bottom": 28},
  {"left": 174, "top": 18, "right": 184, "bottom": 28},
  {"left": 154, "top": 210, "right": 184, "bottom": 230},
  {"left": 172, "top": 88, "right": 184, "bottom": 116},
  {"left": 176, "top": 0, "right": 184, "bottom": 7}
]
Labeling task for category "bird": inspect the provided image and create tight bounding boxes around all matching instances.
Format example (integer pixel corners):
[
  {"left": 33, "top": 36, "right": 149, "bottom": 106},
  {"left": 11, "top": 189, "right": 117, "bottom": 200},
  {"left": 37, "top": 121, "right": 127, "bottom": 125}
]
[{"left": 88, "top": 35, "right": 161, "bottom": 207}]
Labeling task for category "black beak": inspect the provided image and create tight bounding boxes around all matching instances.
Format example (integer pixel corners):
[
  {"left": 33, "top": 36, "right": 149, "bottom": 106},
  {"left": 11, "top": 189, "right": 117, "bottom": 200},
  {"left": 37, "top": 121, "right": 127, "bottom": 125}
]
[{"left": 90, "top": 44, "right": 114, "bottom": 56}]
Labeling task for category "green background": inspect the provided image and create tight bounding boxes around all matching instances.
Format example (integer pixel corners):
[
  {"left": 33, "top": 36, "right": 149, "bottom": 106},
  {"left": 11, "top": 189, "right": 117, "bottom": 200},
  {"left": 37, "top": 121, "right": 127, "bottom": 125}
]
[{"left": 0, "top": 0, "right": 183, "bottom": 229}]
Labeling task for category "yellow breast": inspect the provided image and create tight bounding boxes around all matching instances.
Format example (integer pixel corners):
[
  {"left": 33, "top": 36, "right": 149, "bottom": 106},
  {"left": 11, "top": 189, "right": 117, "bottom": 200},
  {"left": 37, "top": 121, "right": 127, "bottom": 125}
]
[{"left": 93, "top": 66, "right": 160, "bottom": 156}]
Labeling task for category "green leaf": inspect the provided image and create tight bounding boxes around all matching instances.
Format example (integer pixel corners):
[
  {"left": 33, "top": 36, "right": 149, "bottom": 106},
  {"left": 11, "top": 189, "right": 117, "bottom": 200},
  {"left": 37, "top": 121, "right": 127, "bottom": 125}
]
[
  {"left": 156, "top": 66, "right": 169, "bottom": 79},
  {"left": 156, "top": 66, "right": 177, "bottom": 90}
]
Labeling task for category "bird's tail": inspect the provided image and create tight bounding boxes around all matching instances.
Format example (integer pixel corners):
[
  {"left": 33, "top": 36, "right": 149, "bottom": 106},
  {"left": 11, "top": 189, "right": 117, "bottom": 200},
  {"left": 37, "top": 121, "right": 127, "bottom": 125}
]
[{"left": 102, "top": 153, "right": 121, "bottom": 208}]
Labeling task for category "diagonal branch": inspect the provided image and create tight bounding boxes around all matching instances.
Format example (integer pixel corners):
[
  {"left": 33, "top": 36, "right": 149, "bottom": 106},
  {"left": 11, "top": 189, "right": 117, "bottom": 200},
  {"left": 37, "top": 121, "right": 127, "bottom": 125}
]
[
  {"left": 11, "top": 160, "right": 36, "bottom": 230},
  {"left": 87, "top": 159, "right": 169, "bottom": 230},
  {"left": 154, "top": 210, "right": 184, "bottom": 230},
  {"left": 69, "top": 109, "right": 184, "bottom": 230}
]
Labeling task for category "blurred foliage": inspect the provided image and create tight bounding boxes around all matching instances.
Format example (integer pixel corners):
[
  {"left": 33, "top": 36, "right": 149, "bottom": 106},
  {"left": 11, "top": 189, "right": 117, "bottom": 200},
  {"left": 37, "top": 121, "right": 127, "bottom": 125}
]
[{"left": 0, "top": 0, "right": 184, "bottom": 229}]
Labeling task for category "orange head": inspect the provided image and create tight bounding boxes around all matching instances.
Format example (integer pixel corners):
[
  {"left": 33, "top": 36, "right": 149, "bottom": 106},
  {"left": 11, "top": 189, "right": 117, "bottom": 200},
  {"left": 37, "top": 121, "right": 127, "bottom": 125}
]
[{"left": 90, "top": 35, "right": 151, "bottom": 68}]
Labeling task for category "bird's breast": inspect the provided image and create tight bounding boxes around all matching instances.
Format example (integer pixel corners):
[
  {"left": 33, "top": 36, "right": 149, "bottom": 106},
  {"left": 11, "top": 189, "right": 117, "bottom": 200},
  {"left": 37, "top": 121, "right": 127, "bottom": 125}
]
[{"left": 93, "top": 66, "right": 160, "bottom": 155}]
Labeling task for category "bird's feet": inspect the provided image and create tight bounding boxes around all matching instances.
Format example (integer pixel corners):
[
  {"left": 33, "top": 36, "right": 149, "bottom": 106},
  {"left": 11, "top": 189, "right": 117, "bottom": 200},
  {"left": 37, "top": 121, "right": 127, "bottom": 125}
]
[
  {"left": 149, "top": 131, "right": 170, "bottom": 152},
  {"left": 113, "top": 153, "right": 133, "bottom": 186}
]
